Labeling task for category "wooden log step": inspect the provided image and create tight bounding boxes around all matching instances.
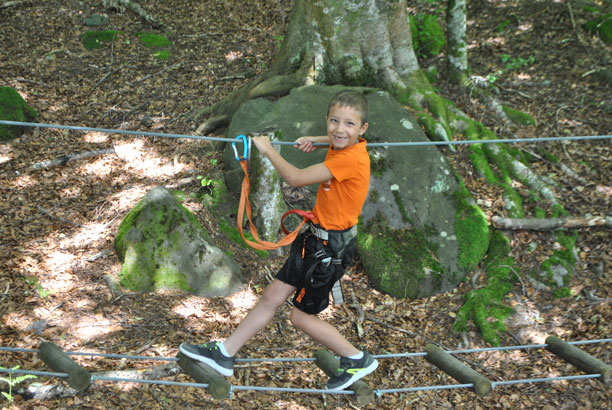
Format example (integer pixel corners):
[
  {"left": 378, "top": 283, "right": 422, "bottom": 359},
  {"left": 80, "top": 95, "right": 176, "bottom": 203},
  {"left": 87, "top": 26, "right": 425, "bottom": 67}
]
[
  {"left": 546, "top": 335, "right": 612, "bottom": 385},
  {"left": 425, "top": 344, "right": 492, "bottom": 396},
  {"left": 314, "top": 349, "right": 374, "bottom": 405},
  {"left": 38, "top": 342, "right": 91, "bottom": 391},
  {"left": 176, "top": 352, "right": 231, "bottom": 399}
]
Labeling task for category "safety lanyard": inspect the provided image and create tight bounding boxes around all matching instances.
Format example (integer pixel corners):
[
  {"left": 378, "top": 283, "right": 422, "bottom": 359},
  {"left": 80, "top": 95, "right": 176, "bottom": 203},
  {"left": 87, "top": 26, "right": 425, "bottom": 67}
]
[{"left": 233, "top": 135, "right": 314, "bottom": 251}]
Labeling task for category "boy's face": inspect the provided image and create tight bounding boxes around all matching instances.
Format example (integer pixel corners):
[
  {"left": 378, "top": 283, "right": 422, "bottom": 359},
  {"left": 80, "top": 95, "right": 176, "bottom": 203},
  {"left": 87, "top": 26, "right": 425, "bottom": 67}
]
[{"left": 326, "top": 104, "right": 368, "bottom": 150}]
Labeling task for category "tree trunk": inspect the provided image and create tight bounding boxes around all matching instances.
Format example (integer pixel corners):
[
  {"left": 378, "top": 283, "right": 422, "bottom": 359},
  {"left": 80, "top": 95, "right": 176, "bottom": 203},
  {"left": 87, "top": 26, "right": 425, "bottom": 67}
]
[{"left": 447, "top": 0, "right": 468, "bottom": 85}]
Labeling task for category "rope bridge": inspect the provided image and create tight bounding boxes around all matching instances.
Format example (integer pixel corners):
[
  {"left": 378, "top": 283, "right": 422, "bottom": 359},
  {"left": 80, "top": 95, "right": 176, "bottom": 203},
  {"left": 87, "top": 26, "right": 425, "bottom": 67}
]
[{"left": 1, "top": 337, "right": 610, "bottom": 402}]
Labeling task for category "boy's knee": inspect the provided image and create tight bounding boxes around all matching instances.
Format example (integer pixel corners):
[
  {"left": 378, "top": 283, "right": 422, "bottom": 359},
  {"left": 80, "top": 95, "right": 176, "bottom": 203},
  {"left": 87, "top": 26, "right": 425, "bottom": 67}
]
[{"left": 289, "top": 307, "right": 308, "bottom": 330}]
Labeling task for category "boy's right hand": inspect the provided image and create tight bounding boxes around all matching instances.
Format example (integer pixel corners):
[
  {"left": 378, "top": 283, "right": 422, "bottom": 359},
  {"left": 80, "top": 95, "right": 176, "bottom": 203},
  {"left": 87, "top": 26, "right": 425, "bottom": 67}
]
[{"left": 294, "top": 137, "right": 316, "bottom": 153}]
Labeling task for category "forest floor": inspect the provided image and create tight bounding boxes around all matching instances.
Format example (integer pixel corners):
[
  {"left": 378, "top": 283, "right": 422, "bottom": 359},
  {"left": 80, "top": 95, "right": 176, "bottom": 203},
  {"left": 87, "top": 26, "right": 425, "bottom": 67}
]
[{"left": 0, "top": 0, "right": 611, "bottom": 409}]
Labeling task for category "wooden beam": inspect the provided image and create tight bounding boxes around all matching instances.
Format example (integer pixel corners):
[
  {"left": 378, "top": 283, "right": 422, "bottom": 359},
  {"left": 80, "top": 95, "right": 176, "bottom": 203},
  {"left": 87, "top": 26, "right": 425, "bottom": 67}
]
[
  {"left": 176, "top": 352, "right": 231, "bottom": 399},
  {"left": 38, "top": 342, "right": 90, "bottom": 391},
  {"left": 314, "top": 349, "right": 374, "bottom": 405},
  {"left": 546, "top": 336, "right": 612, "bottom": 385},
  {"left": 425, "top": 344, "right": 492, "bottom": 396}
]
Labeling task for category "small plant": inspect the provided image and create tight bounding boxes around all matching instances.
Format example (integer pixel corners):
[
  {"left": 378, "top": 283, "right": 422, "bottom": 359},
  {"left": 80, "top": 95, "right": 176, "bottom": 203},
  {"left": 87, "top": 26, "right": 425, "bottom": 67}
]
[
  {"left": 274, "top": 35, "right": 284, "bottom": 50},
  {"left": 197, "top": 175, "right": 213, "bottom": 190},
  {"left": 487, "top": 53, "right": 535, "bottom": 85},
  {"left": 1, "top": 366, "right": 37, "bottom": 405}
]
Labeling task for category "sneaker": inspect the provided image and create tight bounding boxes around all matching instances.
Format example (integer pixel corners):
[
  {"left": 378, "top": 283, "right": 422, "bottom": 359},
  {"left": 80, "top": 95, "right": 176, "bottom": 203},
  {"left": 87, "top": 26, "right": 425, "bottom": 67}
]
[
  {"left": 325, "top": 351, "right": 378, "bottom": 391},
  {"left": 179, "top": 341, "right": 235, "bottom": 377}
]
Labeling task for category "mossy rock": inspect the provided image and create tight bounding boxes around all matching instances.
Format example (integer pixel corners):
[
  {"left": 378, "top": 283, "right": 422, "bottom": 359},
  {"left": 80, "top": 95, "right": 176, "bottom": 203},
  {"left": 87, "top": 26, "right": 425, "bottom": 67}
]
[
  {"left": 0, "top": 86, "right": 38, "bottom": 141},
  {"left": 81, "top": 30, "right": 120, "bottom": 49},
  {"left": 115, "top": 186, "right": 244, "bottom": 297}
]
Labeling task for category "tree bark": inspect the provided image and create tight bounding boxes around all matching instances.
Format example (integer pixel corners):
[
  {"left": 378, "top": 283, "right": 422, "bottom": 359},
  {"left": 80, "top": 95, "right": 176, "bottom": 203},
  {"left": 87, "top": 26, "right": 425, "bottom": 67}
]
[{"left": 447, "top": 0, "right": 468, "bottom": 85}]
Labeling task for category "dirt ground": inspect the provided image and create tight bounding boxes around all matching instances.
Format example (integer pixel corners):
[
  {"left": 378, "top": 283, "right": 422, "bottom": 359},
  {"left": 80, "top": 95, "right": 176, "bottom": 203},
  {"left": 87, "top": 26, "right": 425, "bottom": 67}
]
[{"left": 1, "top": 0, "right": 611, "bottom": 409}]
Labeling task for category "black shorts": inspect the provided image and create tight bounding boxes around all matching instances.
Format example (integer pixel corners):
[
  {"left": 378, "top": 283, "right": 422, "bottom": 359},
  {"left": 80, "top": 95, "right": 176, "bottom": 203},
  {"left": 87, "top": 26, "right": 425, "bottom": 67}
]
[{"left": 276, "top": 229, "right": 355, "bottom": 314}]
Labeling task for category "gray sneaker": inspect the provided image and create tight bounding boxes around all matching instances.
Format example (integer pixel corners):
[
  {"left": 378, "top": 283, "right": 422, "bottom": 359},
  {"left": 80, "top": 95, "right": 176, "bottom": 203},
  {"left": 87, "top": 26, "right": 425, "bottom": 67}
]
[
  {"left": 325, "top": 351, "right": 378, "bottom": 391},
  {"left": 179, "top": 341, "right": 235, "bottom": 377}
]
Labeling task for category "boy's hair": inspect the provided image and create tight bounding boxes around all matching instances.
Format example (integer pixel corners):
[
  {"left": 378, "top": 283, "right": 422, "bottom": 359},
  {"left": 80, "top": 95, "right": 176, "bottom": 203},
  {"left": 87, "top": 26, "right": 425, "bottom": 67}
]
[{"left": 327, "top": 90, "right": 368, "bottom": 124}]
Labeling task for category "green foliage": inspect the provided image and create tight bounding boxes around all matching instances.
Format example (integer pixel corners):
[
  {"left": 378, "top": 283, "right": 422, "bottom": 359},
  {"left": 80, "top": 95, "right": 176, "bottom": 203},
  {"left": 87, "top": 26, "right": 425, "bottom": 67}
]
[
  {"left": 1, "top": 366, "right": 37, "bottom": 405},
  {"left": 410, "top": 14, "right": 446, "bottom": 58},
  {"left": 487, "top": 53, "right": 535, "bottom": 85},
  {"left": 584, "top": 12, "right": 612, "bottom": 45},
  {"left": 81, "top": 30, "right": 119, "bottom": 49}
]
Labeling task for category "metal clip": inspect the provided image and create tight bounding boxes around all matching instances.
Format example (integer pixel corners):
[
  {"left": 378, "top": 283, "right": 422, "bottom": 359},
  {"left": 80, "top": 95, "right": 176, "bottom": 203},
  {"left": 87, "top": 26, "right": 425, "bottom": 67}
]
[{"left": 322, "top": 257, "right": 332, "bottom": 266}]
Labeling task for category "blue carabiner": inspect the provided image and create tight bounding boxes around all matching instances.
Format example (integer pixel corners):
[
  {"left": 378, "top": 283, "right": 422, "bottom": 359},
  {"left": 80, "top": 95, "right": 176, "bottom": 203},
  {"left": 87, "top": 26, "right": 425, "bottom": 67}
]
[{"left": 232, "top": 134, "right": 249, "bottom": 162}]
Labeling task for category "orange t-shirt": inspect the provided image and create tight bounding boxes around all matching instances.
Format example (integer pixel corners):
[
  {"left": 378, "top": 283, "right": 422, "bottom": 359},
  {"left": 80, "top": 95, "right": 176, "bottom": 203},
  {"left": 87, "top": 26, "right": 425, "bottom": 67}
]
[{"left": 312, "top": 138, "right": 370, "bottom": 230}]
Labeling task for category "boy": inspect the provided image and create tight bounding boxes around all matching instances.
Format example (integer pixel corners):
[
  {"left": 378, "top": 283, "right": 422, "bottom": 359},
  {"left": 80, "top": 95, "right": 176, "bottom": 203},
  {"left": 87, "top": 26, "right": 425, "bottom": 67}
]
[{"left": 180, "top": 90, "right": 377, "bottom": 391}]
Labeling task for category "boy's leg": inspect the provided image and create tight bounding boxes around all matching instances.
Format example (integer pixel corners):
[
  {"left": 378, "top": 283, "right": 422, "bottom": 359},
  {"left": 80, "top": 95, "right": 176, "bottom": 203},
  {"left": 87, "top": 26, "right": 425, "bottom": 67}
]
[
  {"left": 180, "top": 279, "right": 296, "bottom": 376},
  {"left": 289, "top": 307, "right": 360, "bottom": 357},
  {"left": 290, "top": 307, "right": 378, "bottom": 390},
  {"left": 223, "top": 279, "right": 296, "bottom": 356}
]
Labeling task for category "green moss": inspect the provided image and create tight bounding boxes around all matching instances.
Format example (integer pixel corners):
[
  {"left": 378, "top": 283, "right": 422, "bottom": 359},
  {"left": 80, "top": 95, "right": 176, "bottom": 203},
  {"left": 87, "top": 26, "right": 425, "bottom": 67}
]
[
  {"left": 502, "top": 106, "right": 535, "bottom": 126},
  {"left": 152, "top": 50, "right": 170, "bottom": 60},
  {"left": 369, "top": 190, "right": 379, "bottom": 203},
  {"left": 136, "top": 32, "right": 172, "bottom": 48},
  {"left": 553, "top": 287, "right": 572, "bottom": 298},
  {"left": 81, "top": 30, "right": 120, "bottom": 49},
  {"left": 0, "top": 86, "right": 38, "bottom": 141},
  {"left": 452, "top": 183, "right": 490, "bottom": 271},
  {"left": 218, "top": 218, "right": 268, "bottom": 258},
  {"left": 357, "top": 213, "right": 443, "bottom": 299},
  {"left": 534, "top": 206, "right": 546, "bottom": 218},
  {"left": 392, "top": 190, "right": 411, "bottom": 224},
  {"left": 453, "top": 230, "right": 518, "bottom": 346}
]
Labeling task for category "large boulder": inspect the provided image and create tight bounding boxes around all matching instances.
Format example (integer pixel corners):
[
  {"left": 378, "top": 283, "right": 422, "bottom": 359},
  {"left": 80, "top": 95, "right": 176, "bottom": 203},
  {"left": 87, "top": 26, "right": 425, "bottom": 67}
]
[
  {"left": 224, "top": 85, "right": 489, "bottom": 298},
  {"left": 0, "top": 86, "right": 38, "bottom": 141},
  {"left": 115, "top": 186, "right": 244, "bottom": 297}
]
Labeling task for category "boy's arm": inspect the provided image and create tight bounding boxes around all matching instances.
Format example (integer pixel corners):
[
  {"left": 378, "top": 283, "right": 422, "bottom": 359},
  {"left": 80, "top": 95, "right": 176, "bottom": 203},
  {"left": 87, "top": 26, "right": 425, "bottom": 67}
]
[{"left": 252, "top": 136, "right": 333, "bottom": 187}]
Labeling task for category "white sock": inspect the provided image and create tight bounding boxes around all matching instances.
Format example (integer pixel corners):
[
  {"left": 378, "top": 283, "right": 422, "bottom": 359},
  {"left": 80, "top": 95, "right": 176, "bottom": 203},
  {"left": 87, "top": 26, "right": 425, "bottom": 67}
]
[
  {"left": 347, "top": 351, "right": 363, "bottom": 360},
  {"left": 217, "top": 342, "right": 231, "bottom": 357}
]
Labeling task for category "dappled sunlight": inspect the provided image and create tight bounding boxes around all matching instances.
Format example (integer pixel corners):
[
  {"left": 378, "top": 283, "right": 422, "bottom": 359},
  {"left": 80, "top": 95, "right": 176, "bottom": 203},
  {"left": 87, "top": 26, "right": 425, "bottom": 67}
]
[
  {"left": 0, "top": 152, "right": 13, "bottom": 165},
  {"left": 227, "top": 287, "right": 258, "bottom": 311},
  {"left": 11, "top": 174, "right": 37, "bottom": 188},
  {"left": 73, "top": 314, "right": 122, "bottom": 341},
  {"left": 485, "top": 36, "right": 507, "bottom": 46},
  {"left": 225, "top": 50, "right": 243, "bottom": 61},
  {"left": 518, "top": 22, "right": 533, "bottom": 32},
  {"left": 62, "top": 221, "right": 113, "bottom": 250},
  {"left": 78, "top": 156, "right": 115, "bottom": 177},
  {"left": 113, "top": 139, "right": 188, "bottom": 178},
  {"left": 83, "top": 131, "right": 109, "bottom": 144}
]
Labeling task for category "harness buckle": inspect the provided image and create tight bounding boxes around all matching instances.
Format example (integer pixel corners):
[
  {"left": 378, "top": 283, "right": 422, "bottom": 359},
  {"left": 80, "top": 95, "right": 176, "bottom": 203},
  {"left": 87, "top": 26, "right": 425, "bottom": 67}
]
[{"left": 314, "top": 249, "right": 326, "bottom": 259}]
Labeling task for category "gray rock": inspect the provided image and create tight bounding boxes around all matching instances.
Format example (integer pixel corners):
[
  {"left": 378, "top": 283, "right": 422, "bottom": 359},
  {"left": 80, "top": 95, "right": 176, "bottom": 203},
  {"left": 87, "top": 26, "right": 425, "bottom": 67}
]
[
  {"left": 115, "top": 186, "right": 244, "bottom": 297},
  {"left": 224, "top": 85, "right": 488, "bottom": 298}
]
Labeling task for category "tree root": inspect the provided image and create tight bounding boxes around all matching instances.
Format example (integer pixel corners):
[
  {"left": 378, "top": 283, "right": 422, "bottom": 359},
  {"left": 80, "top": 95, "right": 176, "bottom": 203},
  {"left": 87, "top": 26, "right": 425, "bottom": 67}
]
[
  {"left": 102, "top": 0, "right": 162, "bottom": 28},
  {"left": 492, "top": 215, "right": 612, "bottom": 230},
  {"left": 195, "top": 74, "right": 303, "bottom": 135}
]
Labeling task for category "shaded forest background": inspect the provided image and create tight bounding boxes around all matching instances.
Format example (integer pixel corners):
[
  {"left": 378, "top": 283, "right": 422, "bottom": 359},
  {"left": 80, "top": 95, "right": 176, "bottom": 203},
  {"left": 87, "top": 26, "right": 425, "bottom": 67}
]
[{"left": 0, "top": 0, "right": 610, "bottom": 409}]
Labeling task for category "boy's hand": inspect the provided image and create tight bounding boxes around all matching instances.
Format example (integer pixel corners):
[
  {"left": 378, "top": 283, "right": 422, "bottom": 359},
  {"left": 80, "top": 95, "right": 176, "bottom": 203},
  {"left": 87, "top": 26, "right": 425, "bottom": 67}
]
[
  {"left": 294, "top": 137, "right": 316, "bottom": 153},
  {"left": 252, "top": 135, "right": 274, "bottom": 156}
]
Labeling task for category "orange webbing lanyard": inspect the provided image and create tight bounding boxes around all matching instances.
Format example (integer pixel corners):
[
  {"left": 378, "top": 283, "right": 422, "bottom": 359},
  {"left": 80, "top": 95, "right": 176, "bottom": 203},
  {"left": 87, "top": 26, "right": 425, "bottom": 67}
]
[{"left": 234, "top": 135, "right": 314, "bottom": 251}]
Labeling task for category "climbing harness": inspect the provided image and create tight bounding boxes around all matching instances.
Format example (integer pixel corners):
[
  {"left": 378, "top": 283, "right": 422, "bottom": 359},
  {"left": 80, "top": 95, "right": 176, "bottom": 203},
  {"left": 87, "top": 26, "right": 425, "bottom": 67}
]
[{"left": 233, "top": 134, "right": 315, "bottom": 251}]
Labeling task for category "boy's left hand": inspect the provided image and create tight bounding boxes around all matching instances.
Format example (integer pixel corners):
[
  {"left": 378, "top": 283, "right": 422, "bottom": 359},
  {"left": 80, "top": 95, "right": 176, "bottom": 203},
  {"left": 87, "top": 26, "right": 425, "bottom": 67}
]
[{"left": 252, "top": 135, "right": 274, "bottom": 156}]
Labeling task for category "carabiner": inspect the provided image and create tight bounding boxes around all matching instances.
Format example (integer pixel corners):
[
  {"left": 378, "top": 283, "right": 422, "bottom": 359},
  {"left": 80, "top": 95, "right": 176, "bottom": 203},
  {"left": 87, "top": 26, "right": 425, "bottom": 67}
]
[{"left": 232, "top": 134, "right": 249, "bottom": 162}]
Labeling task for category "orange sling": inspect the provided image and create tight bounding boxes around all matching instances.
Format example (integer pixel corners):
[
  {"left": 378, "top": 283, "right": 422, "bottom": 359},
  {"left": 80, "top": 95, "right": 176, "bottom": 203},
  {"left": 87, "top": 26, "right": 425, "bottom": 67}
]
[{"left": 234, "top": 135, "right": 314, "bottom": 251}]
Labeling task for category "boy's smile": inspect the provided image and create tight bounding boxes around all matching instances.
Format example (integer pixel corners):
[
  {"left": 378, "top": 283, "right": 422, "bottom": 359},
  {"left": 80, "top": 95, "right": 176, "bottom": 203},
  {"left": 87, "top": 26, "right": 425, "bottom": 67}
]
[{"left": 326, "top": 105, "right": 368, "bottom": 150}]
